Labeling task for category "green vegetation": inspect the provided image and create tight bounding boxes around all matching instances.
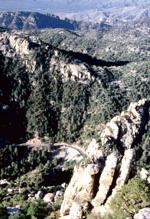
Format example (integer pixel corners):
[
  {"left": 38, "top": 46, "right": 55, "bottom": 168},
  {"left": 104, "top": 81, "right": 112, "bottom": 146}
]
[
  {"left": 108, "top": 178, "right": 150, "bottom": 219},
  {"left": 0, "top": 18, "right": 150, "bottom": 219},
  {"left": 137, "top": 121, "right": 150, "bottom": 170},
  {"left": 0, "top": 145, "right": 49, "bottom": 179},
  {"left": 0, "top": 199, "right": 60, "bottom": 219}
]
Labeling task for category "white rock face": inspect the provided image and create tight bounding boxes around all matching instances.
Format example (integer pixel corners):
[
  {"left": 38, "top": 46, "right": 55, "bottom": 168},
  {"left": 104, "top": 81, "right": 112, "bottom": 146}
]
[
  {"left": 69, "top": 202, "right": 83, "bottom": 219},
  {"left": 43, "top": 193, "right": 55, "bottom": 203},
  {"left": 54, "top": 191, "right": 64, "bottom": 202},
  {"left": 140, "top": 168, "right": 150, "bottom": 184},
  {"left": 101, "top": 99, "right": 148, "bottom": 150},
  {"left": 134, "top": 208, "right": 150, "bottom": 219},
  {"left": 50, "top": 58, "right": 93, "bottom": 83},
  {"left": 0, "top": 32, "right": 94, "bottom": 84},
  {"left": 0, "top": 33, "right": 40, "bottom": 72},
  {"left": 0, "top": 179, "right": 10, "bottom": 186},
  {"left": 60, "top": 99, "right": 149, "bottom": 219},
  {"left": 35, "top": 191, "right": 44, "bottom": 199},
  {"left": 105, "top": 148, "right": 135, "bottom": 209},
  {"left": 60, "top": 163, "right": 100, "bottom": 216},
  {"left": 9, "top": 35, "right": 31, "bottom": 55},
  {"left": 115, "top": 148, "right": 135, "bottom": 187},
  {"left": 92, "top": 152, "right": 118, "bottom": 207},
  {"left": 140, "top": 168, "right": 150, "bottom": 181},
  {"left": 86, "top": 139, "right": 103, "bottom": 162}
]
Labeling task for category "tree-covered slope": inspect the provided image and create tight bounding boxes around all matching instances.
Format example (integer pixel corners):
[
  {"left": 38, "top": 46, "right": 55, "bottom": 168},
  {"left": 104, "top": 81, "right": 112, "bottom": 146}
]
[
  {"left": 0, "top": 11, "right": 78, "bottom": 30},
  {"left": 0, "top": 30, "right": 149, "bottom": 148},
  {"left": 0, "top": 23, "right": 150, "bottom": 219}
]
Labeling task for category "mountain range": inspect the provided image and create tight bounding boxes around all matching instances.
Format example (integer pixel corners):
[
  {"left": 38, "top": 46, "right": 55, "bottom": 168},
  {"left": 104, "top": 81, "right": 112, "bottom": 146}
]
[
  {"left": 57, "top": 3, "right": 150, "bottom": 26},
  {"left": 0, "top": 2, "right": 150, "bottom": 218},
  {"left": 0, "top": 5, "right": 150, "bottom": 31},
  {"left": 0, "top": 0, "right": 150, "bottom": 12},
  {"left": 0, "top": 11, "right": 78, "bottom": 30}
]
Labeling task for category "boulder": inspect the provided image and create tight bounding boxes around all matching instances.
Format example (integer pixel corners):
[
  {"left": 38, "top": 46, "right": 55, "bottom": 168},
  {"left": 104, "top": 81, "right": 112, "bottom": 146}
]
[
  {"left": 35, "top": 190, "right": 44, "bottom": 199},
  {"left": 0, "top": 179, "right": 10, "bottom": 187},
  {"left": 60, "top": 203, "right": 83, "bottom": 219},
  {"left": 134, "top": 208, "right": 150, "bottom": 219},
  {"left": 140, "top": 168, "right": 150, "bottom": 181},
  {"left": 43, "top": 193, "right": 55, "bottom": 203},
  {"left": 54, "top": 191, "right": 64, "bottom": 202}
]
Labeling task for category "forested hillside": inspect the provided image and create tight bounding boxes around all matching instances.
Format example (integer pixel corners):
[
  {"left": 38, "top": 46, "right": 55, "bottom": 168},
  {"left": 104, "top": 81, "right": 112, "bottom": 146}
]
[
  {"left": 0, "top": 22, "right": 150, "bottom": 218},
  {"left": 0, "top": 11, "right": 78, "bottom": 30},
  {"left": 0, "top": 27, "right": 149, "bottom": 157}
]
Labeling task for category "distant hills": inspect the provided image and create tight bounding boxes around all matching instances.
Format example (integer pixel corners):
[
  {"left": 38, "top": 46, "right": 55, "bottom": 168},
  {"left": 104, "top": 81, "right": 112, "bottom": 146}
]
[
  {"left": 0, "top": 0, "right": 150, "bottom": 13},
  {"left": 0, "top": 11, "right": 78, "bottom": 30},
  {"left": 0, "top": 1, "right": 150, "bottom": 31},
  {"left": 57, "top": 5, "right": 150, "bottom": 26},
  {"left": 0, "top": 11, "right": 112, "bottom": 31}
]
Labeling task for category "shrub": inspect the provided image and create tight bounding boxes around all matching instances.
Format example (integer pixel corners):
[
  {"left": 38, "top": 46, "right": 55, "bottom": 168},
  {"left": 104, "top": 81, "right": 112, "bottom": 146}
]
[
  {"left": 27, "top": 200, "right": 48, "bottom": 218},
  {"left": 109, "top": 177, "right": 150, "bottom": 218},
  {"left": 0, "top": 205, "right": 8, "bottom": 219}
]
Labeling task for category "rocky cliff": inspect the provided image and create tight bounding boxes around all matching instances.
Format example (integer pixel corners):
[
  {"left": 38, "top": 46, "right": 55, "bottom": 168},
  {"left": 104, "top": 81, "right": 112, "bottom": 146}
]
[
  {"left": 0, "top": 32, "right": 93, "bottom": 82},
  {"left": 60, "top": 99, "right": 149, "bottom": 218}
]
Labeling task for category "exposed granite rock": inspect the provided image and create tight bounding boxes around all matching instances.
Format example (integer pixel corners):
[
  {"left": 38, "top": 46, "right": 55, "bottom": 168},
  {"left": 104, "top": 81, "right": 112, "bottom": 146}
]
[
  {"left": 54, "top": 191, "right": 64, "bottom": 202},
  {"left": 101, "top": 99, "right": 148, "bottom": 152},
  {"left": 101, "top": 148, "right": 135, "bottom": 215},
  {"left": 140, "top": 168, "right": 149, "bottom": 181},
  {"left": 50, "top": 58, "right": 93, "bottom": 83},
  {"left": 0, "top": 179, "right": 10, "bottom": 187},
  {"left": 60, "top": 99, "right": 149, "bottom": 218},
  {"left": 9, "top": 35, "right": 33, "bottom": 56},
  {"left": 114, "top": 148, "right": 135, "bottom": 187},
  {"left": 0, "top": 32, "right": 94, "bottom": 83},
  {"left": 69, "top": 202, "right": 83, "bottom": 219},
  {"left": 134, "top": 208, "right": 150, "bottom": 219},
  {"left": 140, "top": 168, "right": 150, "bottom": 184},
  {"left": 60, "top": 163, "right": 100, "bottom": 216},
  {"left": 92, "top": 151, "right": 118, "bottom": 207},
  {"left": 35, "top": 190, "right": 44, "bottom": 199},
  {"left": 86, "top": 139, "right": 103, "bottom": 162},
  {"left": 43, "top": 193, "right": 55, "bottom": 203}
]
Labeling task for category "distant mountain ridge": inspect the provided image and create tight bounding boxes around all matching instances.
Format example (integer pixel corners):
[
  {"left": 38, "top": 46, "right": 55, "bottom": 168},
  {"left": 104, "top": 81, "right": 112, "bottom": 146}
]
[
  {"left": 0, "top": 0, "right": 150, "bottom": 13},
  {"left": 57, "top": 5, "right": 150, "bottom": 26},
  {"left": 0, "top": 11, "right": 112, "bottom": 31},
  {"left": 0, "top": 11, "right": 78, "bottom": 30}
]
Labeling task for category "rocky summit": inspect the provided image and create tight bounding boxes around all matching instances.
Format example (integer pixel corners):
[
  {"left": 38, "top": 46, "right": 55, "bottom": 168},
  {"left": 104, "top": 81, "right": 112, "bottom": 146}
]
[{"left": 60, "top": 99, "right": 149, "bottom": 218}]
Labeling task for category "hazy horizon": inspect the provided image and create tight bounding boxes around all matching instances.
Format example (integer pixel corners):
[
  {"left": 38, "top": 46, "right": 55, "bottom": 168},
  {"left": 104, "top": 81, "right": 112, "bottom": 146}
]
[{"left": 0, "top": 0, "right": 149, "bottom": 13}]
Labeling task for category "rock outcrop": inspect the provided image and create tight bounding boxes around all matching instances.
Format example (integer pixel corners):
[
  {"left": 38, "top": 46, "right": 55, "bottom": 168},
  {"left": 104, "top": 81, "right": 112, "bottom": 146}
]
[
  {"left": 60, "top": 163, "right": 100, "bottom": 216},
  {"left": 101, "top": 99, "right": 149, "bottom": 152},
  {"left": 60, "top": 99, "right": 149, "bottom": 218},
  {"left": 0, "top": 32, "right": 94, "bottom": 83},
  {"left": 134, "top": 208, "right": 150, "bottom": 219},
  {"left": 91, "top": 152, "right": 118, "bottom": 207}
]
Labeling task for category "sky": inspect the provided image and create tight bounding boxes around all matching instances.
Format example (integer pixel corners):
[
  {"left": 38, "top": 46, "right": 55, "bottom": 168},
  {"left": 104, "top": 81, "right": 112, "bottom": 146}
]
[
  {"left": 0, "top": 0, "right": 84, "bottom": 12},
  {"left": 0, "top": 0, "right": 149, "bottom": 13}
]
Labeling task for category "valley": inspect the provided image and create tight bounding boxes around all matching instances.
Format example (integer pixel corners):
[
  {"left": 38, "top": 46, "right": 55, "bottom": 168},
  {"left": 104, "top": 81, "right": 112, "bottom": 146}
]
[{"left": 0, "top": 1, "right": 150, "bottom": 218}]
